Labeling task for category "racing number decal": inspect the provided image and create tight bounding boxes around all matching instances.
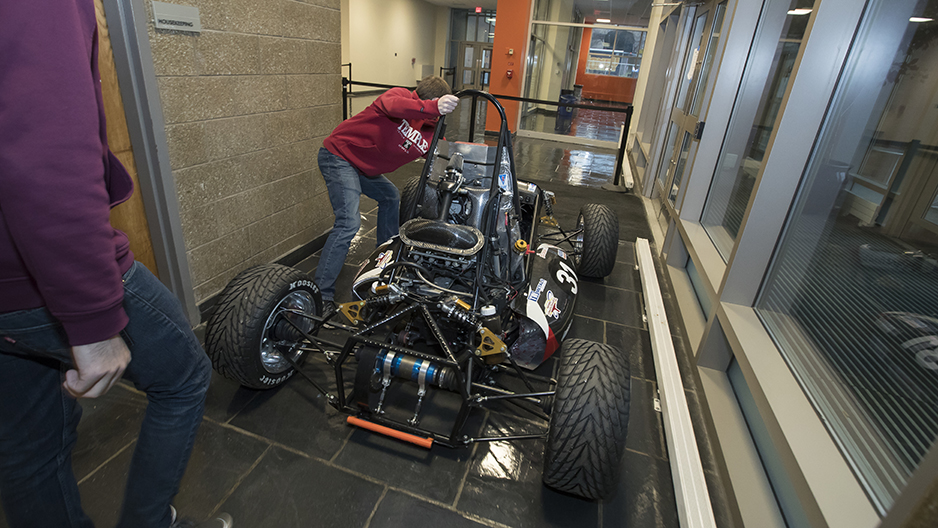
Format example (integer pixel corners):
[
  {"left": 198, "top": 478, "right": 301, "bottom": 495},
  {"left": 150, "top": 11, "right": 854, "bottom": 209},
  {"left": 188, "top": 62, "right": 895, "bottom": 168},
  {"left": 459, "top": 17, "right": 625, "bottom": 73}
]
[{"left": 556, "top": 260, "right": 577, "bottom": 295}]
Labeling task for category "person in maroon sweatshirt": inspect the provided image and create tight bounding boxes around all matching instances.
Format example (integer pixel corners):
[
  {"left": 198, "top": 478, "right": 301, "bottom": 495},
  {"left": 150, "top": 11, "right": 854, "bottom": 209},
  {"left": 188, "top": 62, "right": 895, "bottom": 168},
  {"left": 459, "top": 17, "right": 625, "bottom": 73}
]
[
  {"left": 315, "top": 76, "right": 458, "bottom": 312},
  {"left": 0, "top": 2, "right": 229, "bottom": 527}
]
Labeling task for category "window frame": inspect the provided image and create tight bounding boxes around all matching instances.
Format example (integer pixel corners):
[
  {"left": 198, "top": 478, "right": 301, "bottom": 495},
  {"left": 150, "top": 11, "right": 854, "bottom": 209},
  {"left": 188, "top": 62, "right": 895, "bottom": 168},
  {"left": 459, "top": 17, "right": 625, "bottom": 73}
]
[{"left": 651, "top": 0, "right": 938, "bottom": 525}]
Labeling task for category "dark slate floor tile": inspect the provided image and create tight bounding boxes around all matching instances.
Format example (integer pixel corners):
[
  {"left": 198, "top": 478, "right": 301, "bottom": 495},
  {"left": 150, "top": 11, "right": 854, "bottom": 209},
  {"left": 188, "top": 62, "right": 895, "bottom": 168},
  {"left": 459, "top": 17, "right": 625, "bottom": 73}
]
[
  {"left": 72, "top": 384, "right": 147, "bottom": 481},
  {"left": 78, "top": 419, "right": 267, "bottom": 527},
  {"left": 78, "top": 444, "right": 134, "bottom": 528},
  {"left": 370, "top": 490, "right": 489, "bottom": 528},
  {"left": 627, "top": 379, "right": 666, "bottom": 460},
  {"left": 171, "top": 420, "right": 270, "bottom": 520},
  {"left": 602, "top": 450, "right": 679, "bottom": 528},
  {"left": 226, "top": 375, "right": 353, "bottom": 460},
  {"left": 456, "top": 414, "right": 599, "bottom": 528},
  {"left": 617, "top": 241, "right": 637, "bottom": 265},
  {"left": 567, "top": 314, "right": 605, "bottom": 343},
  {"left": 605, "top": 322, "right": 655, "bottom": 382},
  {"left": 202, "top": 372, "right": 262, "bottom": 424},
  {"left": 218, "top": 446, "right": 385, "bottom": 528},
  {"left": 574, "top": 280, "right": 645, "bottom": 329},
  {"left": 583, "top": 262, "right": 641, "bottom": 292}
]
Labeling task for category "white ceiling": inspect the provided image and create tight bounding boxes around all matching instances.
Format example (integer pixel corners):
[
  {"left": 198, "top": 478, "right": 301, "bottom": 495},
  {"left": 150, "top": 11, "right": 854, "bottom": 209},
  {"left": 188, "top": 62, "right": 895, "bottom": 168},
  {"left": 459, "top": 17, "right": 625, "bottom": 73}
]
[
  {"left": 421, "top": 0, "right": 653, "bottom": 25},
  {"left": 424, "top": 0, "right": 498, "bottom": 10}
]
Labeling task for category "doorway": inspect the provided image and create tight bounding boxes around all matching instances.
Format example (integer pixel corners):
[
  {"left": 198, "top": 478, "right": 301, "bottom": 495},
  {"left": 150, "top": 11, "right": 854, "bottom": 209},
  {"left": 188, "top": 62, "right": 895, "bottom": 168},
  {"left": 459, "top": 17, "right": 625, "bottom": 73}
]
[{"left": 456, "top": 42, "right": 493, "bottom": 91}]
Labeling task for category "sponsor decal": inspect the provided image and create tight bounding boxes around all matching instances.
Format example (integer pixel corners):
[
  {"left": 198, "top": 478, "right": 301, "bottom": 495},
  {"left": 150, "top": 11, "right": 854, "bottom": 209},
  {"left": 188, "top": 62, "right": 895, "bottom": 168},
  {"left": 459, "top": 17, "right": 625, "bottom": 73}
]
[
  {"left": 397, "top": 120, "right": 429, "bottom": 154},
  {"left": 557, "top": 249, "right": 567, "bottom": 259},
  {"left": 526, "top": 182, "right": 538, "bottom": 193},
  {"left": 544, "top": 290, "right": 561, "bottom": 319},
  {"left": 498, "top": 173, "right": 510, "bottom": 191},
  {"left": 376, "top": 250, "right": 394, "bottom": 269},
  {"left": 260, "top": 370, "right": 295, "bottom": 386},
  {"left": 529, "top": 278, "right": 547, "bottom": 302}
]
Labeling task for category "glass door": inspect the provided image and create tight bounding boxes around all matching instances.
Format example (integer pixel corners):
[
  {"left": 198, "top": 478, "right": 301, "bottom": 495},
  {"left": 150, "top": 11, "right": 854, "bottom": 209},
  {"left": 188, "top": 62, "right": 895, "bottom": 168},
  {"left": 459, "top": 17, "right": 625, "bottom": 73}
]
[
  {"left": 456, "top": 42, "right": 493, "bottom": 91},
  {"left": 658, "top": 1, "right": 728, "bottom": 208}
]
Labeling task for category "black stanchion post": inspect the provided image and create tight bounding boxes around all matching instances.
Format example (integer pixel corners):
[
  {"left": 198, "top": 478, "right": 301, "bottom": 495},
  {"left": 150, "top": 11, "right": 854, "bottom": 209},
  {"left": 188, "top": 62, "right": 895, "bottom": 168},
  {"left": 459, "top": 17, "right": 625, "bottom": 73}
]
[
  {"left": 342, "top": 77, "right": 348, "bottom": 121},
  {"left": 603, "top": 105, "right": 633, "bottom": 193}
]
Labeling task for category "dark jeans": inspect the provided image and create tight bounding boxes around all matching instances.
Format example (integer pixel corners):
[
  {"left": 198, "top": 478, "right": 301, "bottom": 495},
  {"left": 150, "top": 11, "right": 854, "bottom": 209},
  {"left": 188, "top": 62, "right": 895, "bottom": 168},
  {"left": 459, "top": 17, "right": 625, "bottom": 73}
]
[
  {"left": 314, "top": 147, "right": 400, "bottom": 301},
  {"left": 0, "top": 262, "right": 211, "bottom": 528}
]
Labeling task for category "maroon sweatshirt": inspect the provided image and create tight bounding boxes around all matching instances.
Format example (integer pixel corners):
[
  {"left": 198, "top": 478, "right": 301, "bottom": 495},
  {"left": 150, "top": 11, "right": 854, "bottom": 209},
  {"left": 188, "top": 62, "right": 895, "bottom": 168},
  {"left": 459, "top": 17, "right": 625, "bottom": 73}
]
[
  {"left": 0, "top": 0, "right": 134, "bottom": 346},
  {"left": 324, "top": 87, "right": 442, "bottom": 176}
]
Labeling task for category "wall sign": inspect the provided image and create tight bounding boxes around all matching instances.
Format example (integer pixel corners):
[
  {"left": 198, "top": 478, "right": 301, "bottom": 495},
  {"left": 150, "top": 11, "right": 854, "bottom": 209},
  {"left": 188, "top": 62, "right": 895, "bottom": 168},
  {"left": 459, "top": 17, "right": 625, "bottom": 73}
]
[{"left": 152, "top": 1, "right": 201, "bottom": 33}]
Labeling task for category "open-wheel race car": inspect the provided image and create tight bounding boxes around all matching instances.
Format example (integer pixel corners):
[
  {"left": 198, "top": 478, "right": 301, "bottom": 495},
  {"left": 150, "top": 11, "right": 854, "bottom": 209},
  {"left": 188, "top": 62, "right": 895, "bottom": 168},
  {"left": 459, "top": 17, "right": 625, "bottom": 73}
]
[{"left": 205, "top": 91, "right": 631, "bottom": 500}]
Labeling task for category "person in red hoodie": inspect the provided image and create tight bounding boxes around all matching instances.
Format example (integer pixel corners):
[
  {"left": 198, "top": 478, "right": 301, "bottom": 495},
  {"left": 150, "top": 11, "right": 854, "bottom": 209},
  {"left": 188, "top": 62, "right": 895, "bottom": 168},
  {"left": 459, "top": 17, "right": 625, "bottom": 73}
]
[
  {"left": 316, "top": 77, "right": 458, "bottom": 312},
  {"left": 0, "top": 1, "right": 229, "bottom": 527}
]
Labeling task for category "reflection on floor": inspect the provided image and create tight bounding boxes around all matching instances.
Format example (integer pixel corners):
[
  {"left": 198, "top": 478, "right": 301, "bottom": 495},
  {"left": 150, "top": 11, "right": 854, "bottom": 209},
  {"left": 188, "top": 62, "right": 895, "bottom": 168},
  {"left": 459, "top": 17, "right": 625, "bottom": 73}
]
[
  {"left": 1, "top": 138, "right": 718, "bottom": 528},
  {"left": 519, "top": 101, "right": 630, "bottom": 143}
]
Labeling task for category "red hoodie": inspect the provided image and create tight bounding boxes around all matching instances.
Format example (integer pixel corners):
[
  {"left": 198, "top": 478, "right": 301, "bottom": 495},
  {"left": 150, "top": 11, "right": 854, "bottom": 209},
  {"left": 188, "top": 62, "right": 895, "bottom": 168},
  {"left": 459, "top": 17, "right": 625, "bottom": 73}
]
[
  {"left": 0, "top": 0, "right": 133, "bottom": 346},
  {"left": 324, "top": 88, "right": 442, "bottom": 176}
]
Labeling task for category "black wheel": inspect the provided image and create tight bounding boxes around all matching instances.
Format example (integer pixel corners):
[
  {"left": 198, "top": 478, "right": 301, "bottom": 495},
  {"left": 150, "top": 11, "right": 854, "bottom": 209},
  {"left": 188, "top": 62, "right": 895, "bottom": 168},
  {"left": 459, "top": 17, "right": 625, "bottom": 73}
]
[
  {"left": 205, "top": 264, "right": 322, "bottom": 389},
  {"left": 543, "top": 339, "right": 630, "bottom": 500},
  {"left": 400, "top": 176, "right": 439, "bottom": 225},
  {"left": 573, "top": 204, "right": 619, "bottom": 278}
]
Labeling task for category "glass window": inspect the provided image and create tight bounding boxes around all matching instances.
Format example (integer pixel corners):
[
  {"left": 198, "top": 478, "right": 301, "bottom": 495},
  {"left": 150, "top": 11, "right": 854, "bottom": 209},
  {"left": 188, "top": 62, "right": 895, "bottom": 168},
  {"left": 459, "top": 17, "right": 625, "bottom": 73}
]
[
  {"left": 690, "top": 3, "right": 727, "bottom": 117},
  {"left": 584, "top": 29, "right": 646, "bottom": 79},
  {"left": 756, "top": 0, "right": 938, "bottom": 514},
  {"left": 533, "top": 0, "right": 654, "bottom": 26},
  {"left": 701, "top": 0, "right": 815, "bottom": 259}
]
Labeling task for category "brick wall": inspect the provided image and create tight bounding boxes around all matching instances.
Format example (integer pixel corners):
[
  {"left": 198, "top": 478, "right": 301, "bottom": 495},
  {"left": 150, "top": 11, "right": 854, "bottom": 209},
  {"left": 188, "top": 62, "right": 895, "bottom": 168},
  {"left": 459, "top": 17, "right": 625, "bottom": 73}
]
[{"left": 147, "top": 0, "right": 341, "bottom": 303}]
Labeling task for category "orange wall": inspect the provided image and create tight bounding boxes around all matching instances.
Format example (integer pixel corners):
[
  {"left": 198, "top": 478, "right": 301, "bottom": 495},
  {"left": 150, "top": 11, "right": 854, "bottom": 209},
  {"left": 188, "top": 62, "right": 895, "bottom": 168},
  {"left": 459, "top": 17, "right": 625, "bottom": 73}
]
[
  {"left": 574, "top": 29, "right": 636, "bottom": 104},
  {"left": 485, "top": 0, "right": 532, "bottom": 134}
]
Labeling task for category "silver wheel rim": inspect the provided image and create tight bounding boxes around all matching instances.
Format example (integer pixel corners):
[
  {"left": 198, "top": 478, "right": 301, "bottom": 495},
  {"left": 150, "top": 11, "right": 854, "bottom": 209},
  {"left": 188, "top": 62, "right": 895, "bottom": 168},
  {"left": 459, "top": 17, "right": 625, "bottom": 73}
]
[
  {"left": 260, "top": 291, "right": 316, "bottom": 373},
  {"left": 574, "top": 214, "right": 585, "bottom": 266}
]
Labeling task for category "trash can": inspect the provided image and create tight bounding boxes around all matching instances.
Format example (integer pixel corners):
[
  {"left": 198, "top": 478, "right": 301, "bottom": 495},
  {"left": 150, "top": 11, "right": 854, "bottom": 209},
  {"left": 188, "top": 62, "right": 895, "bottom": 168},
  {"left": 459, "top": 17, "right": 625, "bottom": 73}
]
[
  {"left": 557, "top": 93, "right": 576, "bottom": 119},
  {"left": 572, "top": 85, "right": 583, "bottom": 118}
]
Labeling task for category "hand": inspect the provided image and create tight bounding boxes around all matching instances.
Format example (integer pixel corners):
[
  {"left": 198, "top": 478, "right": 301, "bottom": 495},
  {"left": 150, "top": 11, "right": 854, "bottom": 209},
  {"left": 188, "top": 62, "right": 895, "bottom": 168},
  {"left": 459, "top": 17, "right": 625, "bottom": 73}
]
[
  {"left": 437, "top": 94, "right": 459, "bottom": 115},
  {"left": 64, "top": 335, "right": 131, "bottom": 399}
]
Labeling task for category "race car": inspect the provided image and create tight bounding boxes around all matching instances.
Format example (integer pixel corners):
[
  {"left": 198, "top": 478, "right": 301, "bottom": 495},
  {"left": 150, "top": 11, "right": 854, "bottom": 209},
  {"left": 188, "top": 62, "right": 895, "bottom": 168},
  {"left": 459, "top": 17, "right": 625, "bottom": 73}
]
[{"left": 205, "top": 91, "right": 631, "bottom": 500}]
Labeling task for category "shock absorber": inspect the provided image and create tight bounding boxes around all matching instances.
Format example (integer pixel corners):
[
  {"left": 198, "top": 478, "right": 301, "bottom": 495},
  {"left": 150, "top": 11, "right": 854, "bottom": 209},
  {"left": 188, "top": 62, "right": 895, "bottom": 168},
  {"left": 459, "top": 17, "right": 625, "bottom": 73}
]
[
  {"left": 440, "top": 298, "right": 507, "bottom": 364},
  {"left": 440, "top": 297, "right": 480, "bottom": 330}
]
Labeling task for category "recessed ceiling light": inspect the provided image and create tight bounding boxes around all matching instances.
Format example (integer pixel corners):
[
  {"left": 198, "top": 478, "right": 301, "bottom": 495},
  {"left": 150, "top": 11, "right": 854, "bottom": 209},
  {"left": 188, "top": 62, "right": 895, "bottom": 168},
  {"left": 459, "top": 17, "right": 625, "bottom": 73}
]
[
  {"left": 787, "top": 8, "right": 812, "bottom": 15},
  {"left": 597, "top": 18, "right": 611, "bottom": 23},
  {"left": 910, "top": 17, "right": 934, "bottom": 22}
]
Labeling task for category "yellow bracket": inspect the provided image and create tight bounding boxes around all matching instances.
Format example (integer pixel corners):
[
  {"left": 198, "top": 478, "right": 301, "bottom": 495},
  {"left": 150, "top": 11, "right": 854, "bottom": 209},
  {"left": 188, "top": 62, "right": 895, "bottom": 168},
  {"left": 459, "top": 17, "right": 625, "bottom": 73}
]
[
  {"left": 476, "top": 327, "right": 507, "bottom": 364},
  {"left": 338, "top": 300, "right": 366, "bottom": 323},
  {"left": 540, "top": 215, "right": 559, "bottom": 227}
]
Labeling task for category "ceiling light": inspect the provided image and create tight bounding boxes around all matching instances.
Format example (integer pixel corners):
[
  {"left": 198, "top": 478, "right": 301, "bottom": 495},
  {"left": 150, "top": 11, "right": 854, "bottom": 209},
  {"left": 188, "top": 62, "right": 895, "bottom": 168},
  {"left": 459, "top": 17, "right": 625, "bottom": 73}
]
[
  {"left": 910, "top": 17, "right": 934, "bottom": 22},
  {"left": 787, "top": 8, "right": 812, "bottom": 15},
  {"left": 597, "top": 18, "right": 611, "bottom": 23}
]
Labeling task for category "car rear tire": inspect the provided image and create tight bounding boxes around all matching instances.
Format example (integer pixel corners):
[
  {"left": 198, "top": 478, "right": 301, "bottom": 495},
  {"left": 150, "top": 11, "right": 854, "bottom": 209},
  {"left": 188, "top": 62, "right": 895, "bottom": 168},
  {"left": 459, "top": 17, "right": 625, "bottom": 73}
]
[
  {"left": 205, "top": 264, "right": 321, "bottom": 389},
  {"left": 574, "top": 204, "right": 619, "bottom": 278},
  {"left": 543, "top": 338, "right": 630, "bottom": 500},
  {"left": 400, "top": 176, "right": 440, "bottom": 225}
]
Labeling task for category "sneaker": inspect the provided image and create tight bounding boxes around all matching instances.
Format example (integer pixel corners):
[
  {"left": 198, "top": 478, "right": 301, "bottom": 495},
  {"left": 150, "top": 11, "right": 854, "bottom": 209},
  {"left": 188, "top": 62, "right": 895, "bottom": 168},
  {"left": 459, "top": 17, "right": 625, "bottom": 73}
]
[
  {"left": 322, "top": 299, "right": 337, "bottom": 319},
  {"left": 170, "top": 511, "right": 234, "bottom": 528}
]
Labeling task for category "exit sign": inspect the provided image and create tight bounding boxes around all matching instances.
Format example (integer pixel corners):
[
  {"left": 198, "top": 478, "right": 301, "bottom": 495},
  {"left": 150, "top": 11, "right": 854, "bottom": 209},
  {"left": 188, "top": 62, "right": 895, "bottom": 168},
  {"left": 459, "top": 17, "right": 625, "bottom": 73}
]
[{"left": 475, "top": 6, "right": 482, "bottom": 13}]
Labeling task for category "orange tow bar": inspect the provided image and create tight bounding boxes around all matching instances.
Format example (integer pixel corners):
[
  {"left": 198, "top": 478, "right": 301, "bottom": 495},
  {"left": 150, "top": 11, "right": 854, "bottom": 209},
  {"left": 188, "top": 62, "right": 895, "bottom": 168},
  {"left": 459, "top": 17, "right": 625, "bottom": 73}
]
[{"left": 346, "top": 416, "right": 434, "bottom": 449}]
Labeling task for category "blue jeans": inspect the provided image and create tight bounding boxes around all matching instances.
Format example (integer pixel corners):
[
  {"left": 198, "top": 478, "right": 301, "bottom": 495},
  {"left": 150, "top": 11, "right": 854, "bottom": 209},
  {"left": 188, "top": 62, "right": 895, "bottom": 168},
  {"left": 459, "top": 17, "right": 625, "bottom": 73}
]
[
  {"left": 0, "top": 262, "right": 211, "bottom": 528},
  {"left": 315, "top": 147, "right": 400, "bottom": 301}
]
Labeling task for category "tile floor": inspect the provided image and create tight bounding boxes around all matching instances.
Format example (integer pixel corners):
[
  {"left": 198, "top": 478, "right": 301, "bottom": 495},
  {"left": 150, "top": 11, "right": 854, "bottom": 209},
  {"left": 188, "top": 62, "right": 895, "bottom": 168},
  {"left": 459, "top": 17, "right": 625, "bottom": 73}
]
[{"left": 0, "top": 120, "right": 699, "bottom": 528}]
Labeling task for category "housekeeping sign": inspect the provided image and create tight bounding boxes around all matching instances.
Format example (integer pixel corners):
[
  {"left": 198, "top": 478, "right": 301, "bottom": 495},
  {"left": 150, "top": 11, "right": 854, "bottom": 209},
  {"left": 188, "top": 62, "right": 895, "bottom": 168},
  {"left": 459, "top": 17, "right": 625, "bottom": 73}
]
[{"left": 152, "top": 1, "right": 201, "bottom": 33}]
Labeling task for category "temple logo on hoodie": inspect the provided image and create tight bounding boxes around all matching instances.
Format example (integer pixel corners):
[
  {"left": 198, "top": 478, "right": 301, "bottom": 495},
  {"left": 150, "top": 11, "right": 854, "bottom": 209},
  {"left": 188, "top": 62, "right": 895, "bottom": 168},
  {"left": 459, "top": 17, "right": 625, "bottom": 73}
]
[{"left": 397, "top": 120, "right": 429, "bottom": 154}]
